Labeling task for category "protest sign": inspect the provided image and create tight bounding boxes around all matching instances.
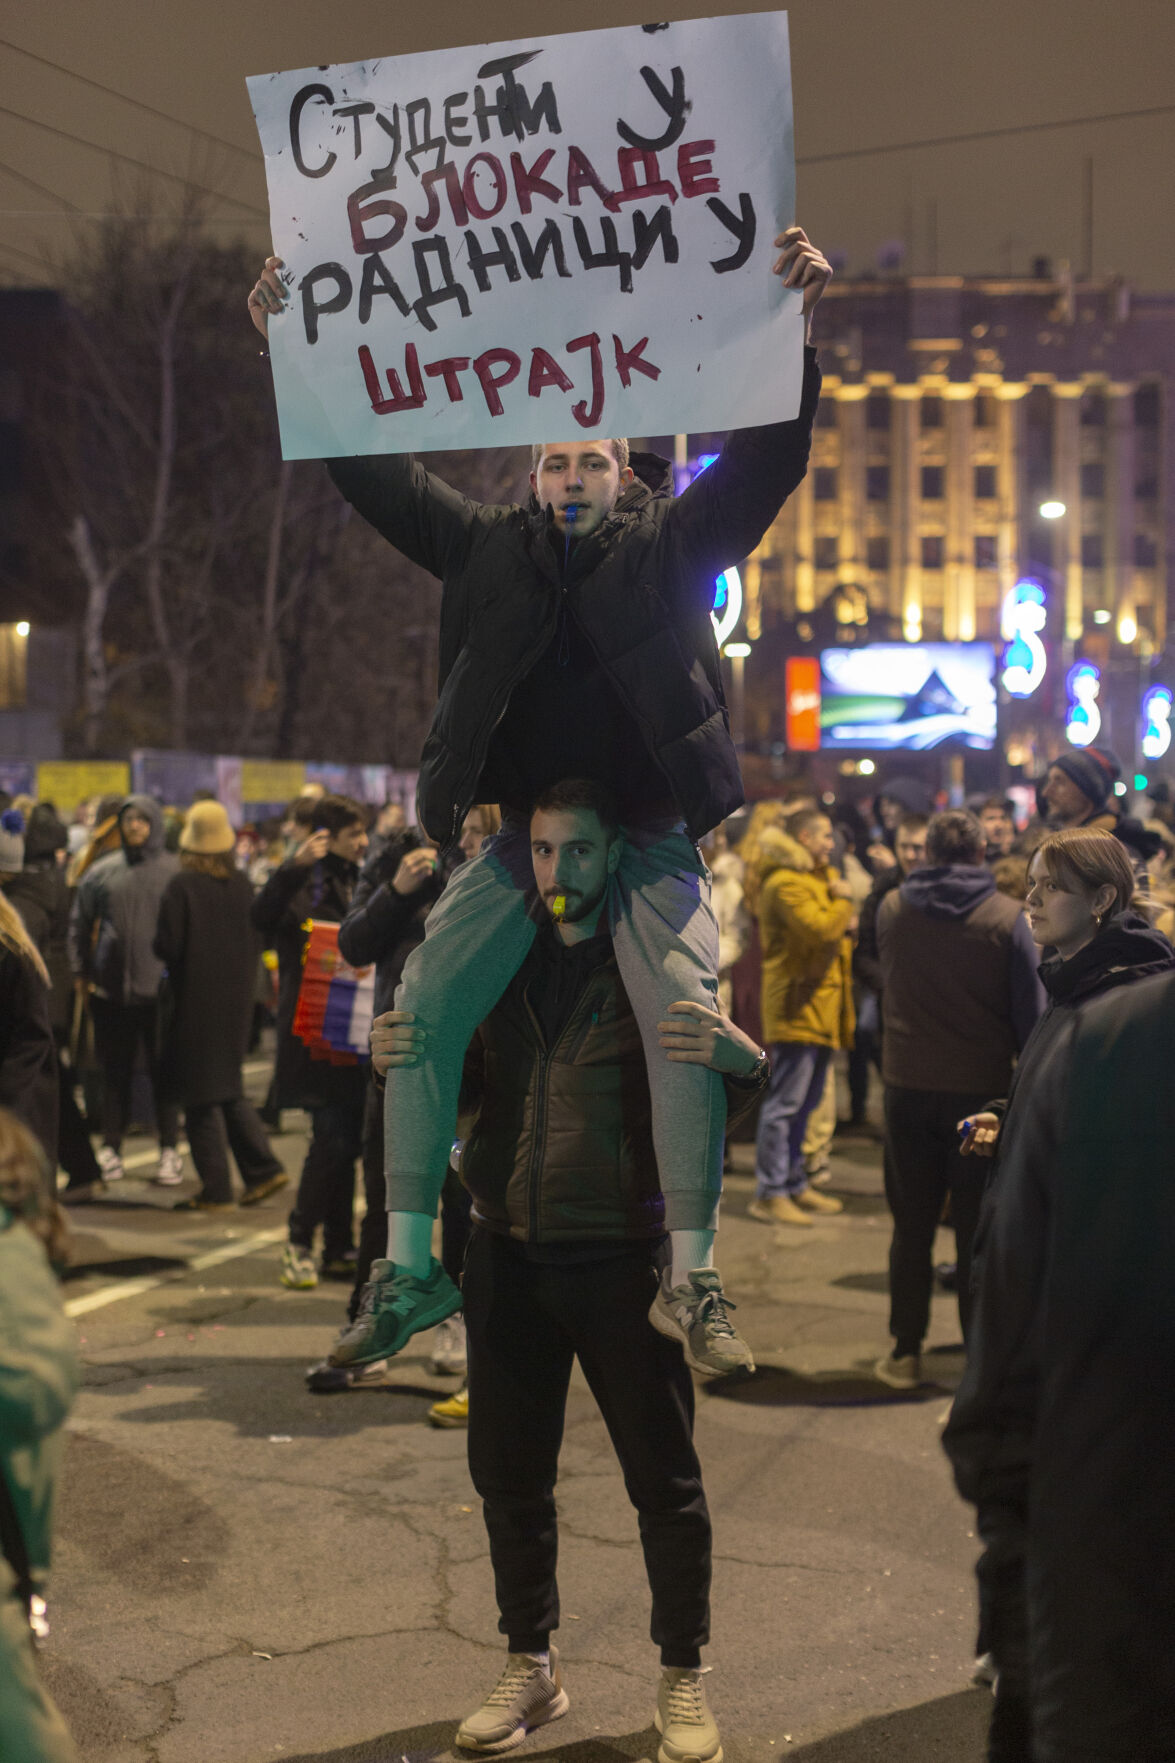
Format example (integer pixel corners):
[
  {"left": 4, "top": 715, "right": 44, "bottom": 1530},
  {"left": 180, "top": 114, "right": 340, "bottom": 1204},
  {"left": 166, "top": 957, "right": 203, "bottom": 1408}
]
[{"left": 247, "top": 12, "right": 800, "bottom": 458}]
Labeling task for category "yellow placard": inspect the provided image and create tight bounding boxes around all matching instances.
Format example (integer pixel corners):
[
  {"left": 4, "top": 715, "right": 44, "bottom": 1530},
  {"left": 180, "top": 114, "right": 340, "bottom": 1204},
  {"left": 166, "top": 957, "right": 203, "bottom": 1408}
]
[
  {"left": 240, "top": 760, "right": 307, "bottom": 804},
  {"left": 35, "top": 761, "right": 131, "bottom": 813}
]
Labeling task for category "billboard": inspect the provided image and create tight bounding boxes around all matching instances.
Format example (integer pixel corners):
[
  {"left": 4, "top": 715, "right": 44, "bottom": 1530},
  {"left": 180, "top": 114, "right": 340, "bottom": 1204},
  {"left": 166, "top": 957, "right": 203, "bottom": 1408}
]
[{"left": 818, "top": 643, "right": 997, "bottom": 750}]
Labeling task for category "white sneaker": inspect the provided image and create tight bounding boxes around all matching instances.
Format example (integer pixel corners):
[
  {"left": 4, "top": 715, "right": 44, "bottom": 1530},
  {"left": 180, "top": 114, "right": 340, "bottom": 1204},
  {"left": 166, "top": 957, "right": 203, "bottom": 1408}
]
[
  {"left": 655, "top": 1666, "right": 723, "bottom": 1763},
  {"left": 456, "top": 1649, "right": 569, "bottom": 1752},
  {"left": 430, "top": 1313, "right": 468, "bottom": 1376},
  {"left": 154, "top": 1147, "right": 185, "bottom": 1186},
  {"left": 96, "top": 1145, "right": 124, "bottom": 1182},
  {"left": 280, "top": 1245, "right": 318, "bottom": 1290}
]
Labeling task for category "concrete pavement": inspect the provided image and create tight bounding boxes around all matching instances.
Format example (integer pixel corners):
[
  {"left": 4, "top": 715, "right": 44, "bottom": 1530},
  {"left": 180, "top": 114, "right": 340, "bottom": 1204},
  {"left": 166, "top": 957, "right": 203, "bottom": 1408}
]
[{"left": 39, "top": 1109, "right": 991, "bottom": 1763}]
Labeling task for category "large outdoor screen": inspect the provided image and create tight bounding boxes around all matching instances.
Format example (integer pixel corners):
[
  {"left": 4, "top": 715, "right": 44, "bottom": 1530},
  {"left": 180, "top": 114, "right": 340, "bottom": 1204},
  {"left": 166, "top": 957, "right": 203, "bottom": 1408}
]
[{"left": 818, "top": 643, "right": 997, "bottom": 750}]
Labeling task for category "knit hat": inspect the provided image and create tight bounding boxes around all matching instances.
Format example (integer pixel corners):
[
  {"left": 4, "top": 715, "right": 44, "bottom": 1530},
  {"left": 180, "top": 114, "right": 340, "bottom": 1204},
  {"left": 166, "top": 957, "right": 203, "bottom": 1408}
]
[
  {"left": 1050, "top": 747, "right": 1122, "bottom": 810},
  {"left": 0, "top": 808, "right": 25, "bottom": 875},
  {"left": 180, "top": 800, "right": 235, "bottom": 855}
]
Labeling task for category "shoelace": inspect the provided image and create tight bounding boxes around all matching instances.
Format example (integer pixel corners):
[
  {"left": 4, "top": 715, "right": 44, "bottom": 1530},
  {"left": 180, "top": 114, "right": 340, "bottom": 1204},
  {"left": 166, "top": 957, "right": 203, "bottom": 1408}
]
[
  {"left": 664, "top": 1669, "right": 709, "bottom": 1724},
  {"left": 485, "top": 1659, "right": 544, "bottom": 1706},
  {"left": 683, "top": 1287, "right": 738, "bottom": 1338},
  {"left": 353, "top": 1268, "right": 417, "bottom": 1320}
]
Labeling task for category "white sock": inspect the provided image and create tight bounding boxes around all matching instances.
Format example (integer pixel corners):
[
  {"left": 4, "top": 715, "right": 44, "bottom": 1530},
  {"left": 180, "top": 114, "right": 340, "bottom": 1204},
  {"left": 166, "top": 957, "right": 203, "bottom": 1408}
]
[
  {"left": 521, "top": 1650, "right": 550, "bottom": 1673},
  {"left": 669, "top": 1229, "right": 715, "bottom": 1287},
  {"left": 385, "top": 1211, "right": 433, "bottom": 1278}
]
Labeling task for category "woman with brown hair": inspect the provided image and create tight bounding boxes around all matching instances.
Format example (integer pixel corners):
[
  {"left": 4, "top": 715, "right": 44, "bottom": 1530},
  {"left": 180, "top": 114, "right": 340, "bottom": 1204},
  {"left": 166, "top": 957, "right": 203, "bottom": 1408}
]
[
  {"left": 949, "top": 825, "right": 1175, "bottom": 1763},
  {"left": 0, "top": 817, "right": 58, "bottom": 1173},
  {"left": 154, "top": 802, "right": 286, "bottom": 1212}
]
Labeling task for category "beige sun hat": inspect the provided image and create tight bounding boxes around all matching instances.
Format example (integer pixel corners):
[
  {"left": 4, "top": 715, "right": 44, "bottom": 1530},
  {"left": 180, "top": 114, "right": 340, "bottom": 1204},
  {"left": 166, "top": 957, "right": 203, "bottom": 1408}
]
[{"left": 180, "top": 801, "right": 236, "bottom": 855}]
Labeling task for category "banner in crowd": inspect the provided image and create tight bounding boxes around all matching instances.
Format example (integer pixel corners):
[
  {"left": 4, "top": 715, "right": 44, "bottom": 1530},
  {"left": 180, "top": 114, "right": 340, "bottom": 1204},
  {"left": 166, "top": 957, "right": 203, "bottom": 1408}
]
[
  {"left": 35, "top": 761, "right": 130, "bottom": 813},
  {"left": 293, "top": 922, "right": 374, "bottom": 1064},
  {"left": 248, "top": 11, "right": 801, "bottom": 456}
]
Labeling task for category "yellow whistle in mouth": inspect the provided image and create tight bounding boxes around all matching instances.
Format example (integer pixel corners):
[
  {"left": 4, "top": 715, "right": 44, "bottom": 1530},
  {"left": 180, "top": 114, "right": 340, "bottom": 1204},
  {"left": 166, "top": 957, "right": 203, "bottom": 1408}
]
[{"left": 552, "top": 894, "right": 567, "bottom": 919}]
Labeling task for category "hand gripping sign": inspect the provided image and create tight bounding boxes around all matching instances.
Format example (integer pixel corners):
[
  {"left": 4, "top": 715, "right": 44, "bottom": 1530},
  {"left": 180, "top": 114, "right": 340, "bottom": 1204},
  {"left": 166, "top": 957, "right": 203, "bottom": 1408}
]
[{"left": 247, "top": 12, "right": 802, "bottom": 458}]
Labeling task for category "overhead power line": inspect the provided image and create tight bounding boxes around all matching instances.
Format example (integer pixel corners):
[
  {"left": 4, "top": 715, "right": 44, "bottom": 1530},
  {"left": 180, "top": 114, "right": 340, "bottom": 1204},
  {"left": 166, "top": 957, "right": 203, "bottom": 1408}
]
[
  {"left": 0, "top": 105, "right": 268, "bottom": 215},
  {"left": 0, "top": 36, "right": 258, "bottom": 160},
  {"left": 0, "top": 156, "right": 80, "bottom": 211},
  {"left": 797, "top": 101, "right": 1175, "bottom": 166}
]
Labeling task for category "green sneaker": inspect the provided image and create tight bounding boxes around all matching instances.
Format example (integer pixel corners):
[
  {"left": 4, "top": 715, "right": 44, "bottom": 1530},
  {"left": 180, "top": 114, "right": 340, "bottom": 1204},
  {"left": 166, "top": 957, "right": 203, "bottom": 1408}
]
[
  {"left": 649, "top": 1269, "right": 755, "bottom": 1380},
  {"left": 328, "top": 1257, "right": 461, "bottom": 1367}
]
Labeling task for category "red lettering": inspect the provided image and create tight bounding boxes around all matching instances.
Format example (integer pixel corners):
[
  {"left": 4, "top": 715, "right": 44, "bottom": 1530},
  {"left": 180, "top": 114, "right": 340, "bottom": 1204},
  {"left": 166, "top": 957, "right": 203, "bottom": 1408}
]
[
  {"left": 613, "top": 334, "right": 662, "bottom": 389},
  {"left": 614, "top": 147, "right": 677, "bottom": 206},
  {"left": 473, "top": 347, "right": 522, "bottom": 417},
  {"left": 416, "top": 163, "right": 468, "bottom": 232},
  {"left": 358, "top": 343, "right": 426, "bottom": 414},
  {"left": 347, "top": 179, "right": 407, "bottom": 255},
  {"left": 527, "top": 347, "right": 574, "bottom": 399},
  {"left": 462, "top": 152, "right": 508, "bottom": 221},
  {"left": 565, "top": 146, "right": 620, "bottom": 214},
  {"left": 510, "top": 148, "right": 562, "bottom": 214},
  {"left": 677, "top": 140, "right": 719, "bottom": 198},
  {"left": 424, "top": 356, "right": 472, "bottom": 402},
  {"left": 567, "top": 332, "right": 605, "bottom": 430}
]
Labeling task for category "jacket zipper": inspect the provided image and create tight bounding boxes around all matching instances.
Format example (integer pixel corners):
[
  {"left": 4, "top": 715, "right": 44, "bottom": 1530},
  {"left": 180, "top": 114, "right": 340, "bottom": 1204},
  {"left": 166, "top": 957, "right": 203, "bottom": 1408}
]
[{"left": 521, "top": 981, "right": 602, "bottom": 1242}]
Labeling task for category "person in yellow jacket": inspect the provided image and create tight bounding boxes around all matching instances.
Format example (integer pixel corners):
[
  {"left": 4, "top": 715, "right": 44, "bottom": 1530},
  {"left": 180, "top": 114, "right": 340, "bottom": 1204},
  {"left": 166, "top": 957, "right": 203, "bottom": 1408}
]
[{"left": 749, "top": 808, "right": 855, "bottom": 1227}]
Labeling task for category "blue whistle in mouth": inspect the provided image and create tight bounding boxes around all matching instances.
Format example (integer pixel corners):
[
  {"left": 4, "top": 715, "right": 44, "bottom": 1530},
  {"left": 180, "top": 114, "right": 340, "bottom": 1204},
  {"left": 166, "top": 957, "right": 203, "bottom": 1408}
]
[{"left": 564, "top": 504, "right": 580, "bottom": 525}]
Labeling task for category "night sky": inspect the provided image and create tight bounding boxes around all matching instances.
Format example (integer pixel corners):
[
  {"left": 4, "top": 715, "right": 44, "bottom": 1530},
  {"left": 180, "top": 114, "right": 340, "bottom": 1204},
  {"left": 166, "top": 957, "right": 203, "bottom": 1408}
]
[{"left": 2, "top": 0, "right": 1170, "bottom": 289}]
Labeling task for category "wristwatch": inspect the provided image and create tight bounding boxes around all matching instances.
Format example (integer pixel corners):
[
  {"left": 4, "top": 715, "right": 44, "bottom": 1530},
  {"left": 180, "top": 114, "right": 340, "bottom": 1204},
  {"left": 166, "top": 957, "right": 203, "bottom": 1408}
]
[{"left": 729, "top": 1047, "right": 769, "bottom": 1087}]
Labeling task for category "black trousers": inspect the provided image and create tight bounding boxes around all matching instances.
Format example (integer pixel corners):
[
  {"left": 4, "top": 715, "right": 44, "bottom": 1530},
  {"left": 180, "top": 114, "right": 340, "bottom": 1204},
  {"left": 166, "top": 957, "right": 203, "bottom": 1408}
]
[
  {"left": 350, "top": 1079, "right": 473, "bottom": 1319},
  {"left": 883, "top": 1084, "right": 990, "bottom": 1355},
  {"left": 287, "top": 1079, "right": 365, "bottom": 1261},
  {"left": 185, "top": 1096, "right": 284, "bottom": 1204},
  {"left": 463, "top": 1229, "right": 711, "bottom": 1668},
  {"left": 57, "top": 1055, "right": 100, "bottom": 1189},
  {"left": 89, "top": 996, "right": 180, "bottom": 1152},
  {"left": 976, "top": 1497, "right": 1033, "bottom": 1763}
]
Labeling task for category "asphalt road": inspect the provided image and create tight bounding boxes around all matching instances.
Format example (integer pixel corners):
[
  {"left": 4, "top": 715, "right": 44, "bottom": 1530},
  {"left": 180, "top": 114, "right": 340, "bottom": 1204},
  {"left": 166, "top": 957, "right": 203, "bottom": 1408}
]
[{"left": 39, "top": 1072, "right": 992, "bottom": 1763}]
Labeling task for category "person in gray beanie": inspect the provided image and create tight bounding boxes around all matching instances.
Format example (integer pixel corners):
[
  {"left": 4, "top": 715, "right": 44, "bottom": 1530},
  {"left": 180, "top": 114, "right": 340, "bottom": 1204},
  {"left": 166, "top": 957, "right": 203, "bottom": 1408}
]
[
  {"left": 68, "top": 797, "right": 182, "bottom": 1186},
  {"left": 1038, "top": 748, "right": 1122, "bottom": 834}
]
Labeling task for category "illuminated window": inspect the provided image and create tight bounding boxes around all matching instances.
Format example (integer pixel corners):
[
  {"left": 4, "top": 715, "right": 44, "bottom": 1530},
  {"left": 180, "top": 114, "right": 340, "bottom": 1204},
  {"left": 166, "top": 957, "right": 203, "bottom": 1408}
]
[{"left": 0, "top": 625, "right": 28, "bottom": 710}]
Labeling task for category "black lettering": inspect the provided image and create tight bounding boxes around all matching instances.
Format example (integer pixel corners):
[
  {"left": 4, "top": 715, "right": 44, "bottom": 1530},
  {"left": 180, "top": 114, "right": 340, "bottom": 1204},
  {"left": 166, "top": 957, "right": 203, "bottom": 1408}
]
[
  {"left": 444, "top": 92, "right": 471, "bottom": 147},
  {"left": 405, "top": 98, "right": 447, "bottom": 176},
  {"left": 510, "top": 218, "right": 572, "bottom": 281},
  {"left": 300, "top": 262, "right": 352, "bottom": 344},
  {"left": 707, "top": 192, "right": 756, "bottom": 272},
  {"left": 474, "top": 50, "right": 562, "bottom": 143},
  {"left": 369, "top": 107, "right": 402, "bottom": 178},
  {"left": 617, "top": 65, "right": 689, "bottom": 153},
  {"left": 411, "top": 238, "right": 471, "bottom": 331},
  {"left": 290, "top": 83, "right": 336, "bottom": 180},
  {"left": 632, "top": 206, "right": 679, "bottom": 272},
  {"left": 333, "top": 101, "right": 375, "bottom": 158},
  {"left": 572, "top": 217, "right": 633, "bottom": 295},
  {"left": 358, "top": 254, "right": 411, "bottom": 325},
  {"left": 464, "top": 227, "right": 521, "bottom": 293}
]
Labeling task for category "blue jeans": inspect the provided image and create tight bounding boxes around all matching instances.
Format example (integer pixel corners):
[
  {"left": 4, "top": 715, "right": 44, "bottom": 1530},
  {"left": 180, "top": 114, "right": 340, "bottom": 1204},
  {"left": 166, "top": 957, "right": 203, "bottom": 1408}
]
[
  {"left": 385, "top": 814, "right": 726, "bottom": 1232},
  {"left": 754, "top": 1044, "right": 832, "bottom": 1198}
]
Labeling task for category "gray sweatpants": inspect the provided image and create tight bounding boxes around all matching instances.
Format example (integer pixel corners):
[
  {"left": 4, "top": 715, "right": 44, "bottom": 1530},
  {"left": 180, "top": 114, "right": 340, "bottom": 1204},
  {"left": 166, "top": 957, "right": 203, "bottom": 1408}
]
[{"left": 385, "top": 814, "right": 726, "bottom": 1232}]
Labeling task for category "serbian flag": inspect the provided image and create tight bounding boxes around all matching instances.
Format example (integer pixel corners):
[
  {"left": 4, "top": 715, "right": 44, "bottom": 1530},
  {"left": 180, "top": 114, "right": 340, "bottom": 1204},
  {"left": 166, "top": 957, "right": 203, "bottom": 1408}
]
[{"left": 292, "top": 921, "right": 374, "bottom": 1065}]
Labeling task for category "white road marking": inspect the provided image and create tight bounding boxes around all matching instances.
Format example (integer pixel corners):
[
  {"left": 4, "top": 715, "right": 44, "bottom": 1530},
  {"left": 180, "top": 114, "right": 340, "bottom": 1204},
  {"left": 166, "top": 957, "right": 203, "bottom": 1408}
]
[{"left": 64, "top": 1227, "right": 288, "bottom": 1318}]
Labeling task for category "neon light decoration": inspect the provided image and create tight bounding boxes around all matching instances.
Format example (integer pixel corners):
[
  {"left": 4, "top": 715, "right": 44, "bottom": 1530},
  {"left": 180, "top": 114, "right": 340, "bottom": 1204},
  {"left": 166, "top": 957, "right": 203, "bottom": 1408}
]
[
  {"left": 1065, "top": 662, "right": 1102, "bottom": 748},
  {"left": 711, "top": 568, "right": 743, "bottom": 647},
  {"left": 1142, "top": 686, "right": 1173, "bottom": 761},
  {"left": 1000, "top": 580, "right": 1048, "bottom": 697}
]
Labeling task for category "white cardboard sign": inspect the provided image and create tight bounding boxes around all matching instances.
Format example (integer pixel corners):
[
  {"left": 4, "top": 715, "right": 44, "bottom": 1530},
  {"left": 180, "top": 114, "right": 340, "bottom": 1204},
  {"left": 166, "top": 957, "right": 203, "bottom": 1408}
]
[{"left": 247, "top": 12, "right": 801, "bottom": 458}]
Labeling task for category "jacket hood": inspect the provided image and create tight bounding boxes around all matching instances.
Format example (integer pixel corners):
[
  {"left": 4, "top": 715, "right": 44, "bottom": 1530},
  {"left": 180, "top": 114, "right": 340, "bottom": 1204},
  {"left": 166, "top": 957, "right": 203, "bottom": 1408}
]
[
  {"left": 900, "top": 863, "right": 997, "bottom": 919},
  {"left": 119, "top": 794, "right": 167, "bottom": 860},
  {"left": 24, "top": 804, "right": 67, "bottom": 864},
  {"left": 1040, "top": 910, "right": 1175, "bottom": 1005},
  {"left": 757, "top": 827, "right": 816, "bottom": 879},
  {"left": 874, "top": 775, "right": 934, "bottom": 818}
]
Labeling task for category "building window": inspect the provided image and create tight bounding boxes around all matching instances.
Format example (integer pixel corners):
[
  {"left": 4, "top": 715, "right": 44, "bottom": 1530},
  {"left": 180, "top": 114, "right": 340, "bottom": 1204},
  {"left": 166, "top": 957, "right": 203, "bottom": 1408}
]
[
  {"left": 1080, "top": 462, "right": 1104, "bottom": 498},
  {"left": 1134, "top": 533, "right": 1158, "bottom": 568},
  {"left": 974, "top": 394, "right": 996, "bottom": 429},
  {"left": 0, "top": 626, "right": 28, "bottom": 711},
  {"left": 866, "top": 535, "right": 890, "bottom": 571},
  {"left": 974, "top": 535, "right": 998, "bottom": 569},
  {"left": 1080, "top": 392, "right": 1105, "bottom": 426},
  {"left": 921, "top": 535, "right": 944, "bottom": 569},
  {"left": 921, "top": 465, "right": 944, "bottom": 500},
  {"left": 814, "top": 535, "right": 838, "bottom": 570},
  {"left": 813, "top": 467, "right": 838, "bottom": 501},
  {"left": 1134, "top": 384, "right": 1160, "bottom": 426},
  {"left": 866, "top": 465, "right": 890, "bottom": 501},
  {"left": 1081, "top": 533, "right": 1104, "bottom": 569},
  {"left": 866, "top": 393, "right": 890, "bottom": 430},
  {"left": 1136, "top": 473, "right": 1159, "bottom": 501},
  {"left": 921, "top": 396, "right": 943, "bottom": 429},
  {"left": 974, "top": 464, "right": 997, "bottom": 499}
]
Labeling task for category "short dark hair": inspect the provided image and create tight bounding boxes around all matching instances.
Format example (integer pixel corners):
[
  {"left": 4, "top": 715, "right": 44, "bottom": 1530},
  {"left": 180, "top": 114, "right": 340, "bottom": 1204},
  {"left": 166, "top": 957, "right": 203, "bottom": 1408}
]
[
  {"left": 785, "top": 807, "right": 829, "bottom": 841},
  {"left": 531, "top": 778, "right": 620, "bottom": 843},
  {"left": 926, "top": 810, "right": 985, "bottom": 866},
  {"left": 311, "top": 794, "right": 366, "bottom": 837},
  {"left": 897, "top": 812, "right": 930, "bottom": 837},
  {"left": 531, "top": 438, "right": 630, "bottom": 473},
  {"left": 288, "top": 795, "right": 319, "bottom": 830},
  {"left": 979, "top": 795, "right": 1014, "bottom": 817}
]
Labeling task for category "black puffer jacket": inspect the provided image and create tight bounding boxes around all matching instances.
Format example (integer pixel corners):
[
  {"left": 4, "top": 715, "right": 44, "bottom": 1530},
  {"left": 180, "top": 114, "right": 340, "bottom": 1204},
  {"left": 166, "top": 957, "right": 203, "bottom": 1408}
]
[
  {"left": 338, "top": 831, "right": 460, "bottom": 1019},
  {"left": 458, "top": 926, "right": 767, "bottom": 1243},
  {"left": 329, "top": 349, "right": 821, "bottom": 846}
]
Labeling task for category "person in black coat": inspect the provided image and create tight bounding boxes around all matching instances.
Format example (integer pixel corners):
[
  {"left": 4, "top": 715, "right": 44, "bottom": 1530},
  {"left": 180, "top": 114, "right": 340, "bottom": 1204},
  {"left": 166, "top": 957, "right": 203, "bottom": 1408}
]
[
  {"left": 5, "top": 804, "right": 101, "bottom": 1197},
  {"left": 154, "top": 804, "right": 285, "bottom": 1212},
  {"left": 948, "top": 826, "right": 1175, "bottom": 1761},
  {"left": 0, "top": 855, "right": 58, "bottom": 1179},
  {"left": 252, "top": 794, "right": 368, "bottom": 1286}
]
